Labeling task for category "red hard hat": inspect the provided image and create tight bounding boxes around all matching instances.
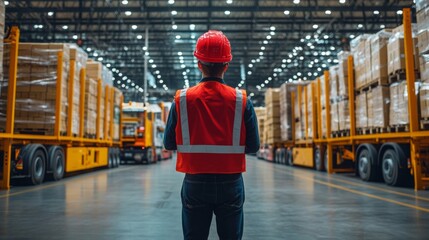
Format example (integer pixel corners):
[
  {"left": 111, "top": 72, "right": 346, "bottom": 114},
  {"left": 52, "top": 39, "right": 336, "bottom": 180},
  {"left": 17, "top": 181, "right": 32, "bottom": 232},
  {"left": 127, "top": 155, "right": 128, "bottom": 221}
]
[{"left": 194, "top": 30, "right": 232, "bottom": 63}]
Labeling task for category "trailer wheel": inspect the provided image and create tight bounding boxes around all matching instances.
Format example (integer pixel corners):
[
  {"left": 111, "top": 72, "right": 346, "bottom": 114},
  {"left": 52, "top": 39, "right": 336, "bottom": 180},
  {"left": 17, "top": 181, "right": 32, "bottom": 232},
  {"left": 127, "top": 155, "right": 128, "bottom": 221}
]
[
  {"left": 287, "top": 149, "right": 293, "bottom": 166},
  {"left": 115, "top": 148, "right": 121, "bottom": 167},
  {"left": 358, "top": 148, "right": 376, "bottom": 181},
  {"left": 48, "top": 146, "right": 65, "bottom": 181},
  {"left": 29, "top": 148, "right": 47, "bottom": 185},
  {"left": 381, "top": 149, "right": 401, "bottom": 186},
  {"left": 145, "top": 147, "right": 153, "bottom": 163},
  {"left": 108, "top": 150, "right": 113, "bottom": 168},
  {"left": 315, "top": 148, "right": 324, "bottom": 171}
]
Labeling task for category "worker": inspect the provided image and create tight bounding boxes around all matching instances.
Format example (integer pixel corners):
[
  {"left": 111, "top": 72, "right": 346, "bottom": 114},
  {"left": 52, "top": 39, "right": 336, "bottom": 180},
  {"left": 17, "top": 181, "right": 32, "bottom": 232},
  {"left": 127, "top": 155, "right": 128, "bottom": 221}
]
[{"left": 163, "top": 30, "right": 260, "bottom": 240}]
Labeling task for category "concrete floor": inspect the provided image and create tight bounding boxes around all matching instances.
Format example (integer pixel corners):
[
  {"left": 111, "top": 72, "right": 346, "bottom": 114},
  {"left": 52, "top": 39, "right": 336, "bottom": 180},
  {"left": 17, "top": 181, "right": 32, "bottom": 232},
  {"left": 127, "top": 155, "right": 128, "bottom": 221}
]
[{"left": 1, "top": 154, "right": 429, "bottom": 239}]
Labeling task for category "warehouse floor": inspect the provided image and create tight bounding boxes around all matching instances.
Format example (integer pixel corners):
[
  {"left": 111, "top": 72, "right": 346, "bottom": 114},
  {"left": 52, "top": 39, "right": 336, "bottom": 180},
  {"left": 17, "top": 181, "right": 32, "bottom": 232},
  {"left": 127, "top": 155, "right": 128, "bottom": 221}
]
[{"left": 1, "top": 154, "right": 429, "bottom": 239}]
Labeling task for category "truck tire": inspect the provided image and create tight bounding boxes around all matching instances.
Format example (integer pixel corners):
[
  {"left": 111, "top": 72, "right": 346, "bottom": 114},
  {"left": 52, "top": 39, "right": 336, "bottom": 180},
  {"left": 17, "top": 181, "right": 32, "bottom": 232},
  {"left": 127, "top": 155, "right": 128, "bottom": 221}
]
[
  {"left": 358, "top": 147, "right": 377, "bottom": 182},
  {"left": 315, "top": 148, "right": 324, "bottom": 171},
  {"left": 29, "top": 148, "right": 47, "bottom": 185},
  {"left": 145, "top": 147, "right": 153, "bottom": 164},
  {"left": 48, "top": 146, "right": 65, "bottom": 181},
  {"left": 381, "top": 149, "right": 401, "bottom": 186},
  {"left": 108, "top": 150, "right": 114, "bottom": 168},
  {"left": 324, "top": 149, "right": 329, "bottom": 172}
]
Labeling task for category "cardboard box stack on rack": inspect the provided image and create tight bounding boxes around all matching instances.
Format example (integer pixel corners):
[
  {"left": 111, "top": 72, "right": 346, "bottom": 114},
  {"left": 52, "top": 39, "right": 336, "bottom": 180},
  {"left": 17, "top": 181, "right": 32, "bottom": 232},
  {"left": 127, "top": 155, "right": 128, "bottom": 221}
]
[
  {"left": 254, "top": 107, "right": 266, "bottom": 145},
  {"left": 329, "top": 66, "right": 340, "bottom": 134},
  {"left": 387, "top": 25, "right": 419, "bottom": 130},
  {"left": 70, "top": 46, "right": 88, "bottom": 136},
  {"left": 319, "top": 75, "right": 327, "bottom": 138},
  {"left": 0, "top": 43, "right": 71, "bottom": 135},
  {"left": 294, "top": 86, "right": 305, "bottom": 140},
  {"left": 417, "top": 0, "right": 429, "bottom": 129},
  {"left": 113, "top": 88, "right": 122, "bottom": 141},
  {"left": 263, "top": 88, "right": 281, "bottom": 144},
  {"left": 279, "top": 83, "right": 298, "bottom": 141}
]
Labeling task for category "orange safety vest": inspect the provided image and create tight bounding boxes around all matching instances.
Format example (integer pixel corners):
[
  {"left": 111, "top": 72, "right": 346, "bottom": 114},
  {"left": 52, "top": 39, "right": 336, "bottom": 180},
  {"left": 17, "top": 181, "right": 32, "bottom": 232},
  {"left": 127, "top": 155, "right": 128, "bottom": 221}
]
[{"left": 175, "top": 81, "right": 247, "bottom": 174}]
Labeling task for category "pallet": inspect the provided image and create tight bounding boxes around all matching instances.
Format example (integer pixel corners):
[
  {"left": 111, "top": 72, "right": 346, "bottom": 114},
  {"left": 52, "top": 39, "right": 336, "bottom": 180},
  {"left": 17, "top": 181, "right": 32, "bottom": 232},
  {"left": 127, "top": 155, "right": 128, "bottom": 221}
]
[
  {"left": 355, "top": 79, "right": 388, "bottom": 94},
  {"left": 84, "top": 133, "right": 97, "bottom": 139},
  {"left": 388, "top": 69, "right": 420, "bottom": 84},
  {"left": 386, "top": 124, "right": 409, "bottom": 133},
  {"left": 420, "top": 119, "right": 429, "bottom": 130},
  {"left": 15, "top": 128, "right": 68, "bottom": 136},
  {"left": 331, "top": 130, "right": 350, "bottom": 138}
]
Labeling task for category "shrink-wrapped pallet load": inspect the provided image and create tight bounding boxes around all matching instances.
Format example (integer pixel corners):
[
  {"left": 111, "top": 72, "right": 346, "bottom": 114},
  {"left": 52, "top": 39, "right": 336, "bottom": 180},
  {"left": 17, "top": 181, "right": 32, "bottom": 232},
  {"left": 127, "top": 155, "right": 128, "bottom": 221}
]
[
  {"left": 387, "top": 25, "right": 419, "bottom": 76},
  {"left": 367, "top": 86, "right": 390, "bottom": 128},
  {"left": 329, "top": 65, "right": 339, "bottom": 102},
  {"left": 254, "top": 107, "right": 266, "bottom": 144},
  {"left": 294, "top": 87, "right": 305, "bottom": 140},
  {"left": 355, "top": 92, "right": 367, "bottom": 129},
  {"left": 338, "top": 99, "right": 350, "bottom": 131},
  {"left": 370, "top": 30, "right": 393, "bottom": 85},
  {"left": 279, "top": 83, "right": 298, "bottom": 141},
  {"left": 337, "top": 51, "right": 350, "bottom": 97},
  {"left": 1, "top": 43, "right": 71, "bottom": 135},
  {"left": 330, "top": 101, "right": 339, "bottom": 133},
  {"left": 351, "top": 34, "right": 371, "bottom": 89},
  {"left": 263, "top": 88, "right": 281, "bottom": 144},
  {"left": 113, "top": 88, "right": 123, "bottom": 141},
  {"left": 389, "top": 81, "right": 409, "bottom": 126}
]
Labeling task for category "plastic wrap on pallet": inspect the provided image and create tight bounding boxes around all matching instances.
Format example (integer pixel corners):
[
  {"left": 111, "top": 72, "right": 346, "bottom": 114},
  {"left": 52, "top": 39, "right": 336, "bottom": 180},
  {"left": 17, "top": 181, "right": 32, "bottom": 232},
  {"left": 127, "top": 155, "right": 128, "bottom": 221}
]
[
  {"left": 420, "top": 54, "right": 429, "bottom": 81},
  {"left": 370, "top": 30, "right": 393, "bottom": 86},
  {"left": 279, "top": 83, "right": 298, "bottom": 141},
  {"left": 113, "top": 87, "right": 122, "bottom": 141},
  {"left": 417, "top": 5, "right": 429, "bottom": 33},
  {"left": 355, "top": 92, "right": 367, "bottom": 129},
  {"left": 0, "top": 2, "right": 5, "bottom": 131},
  {"left": 369, "top": 86, "right": 390, "bottom": 128},
  {"left": 389, "top": 81, "right": 421, "bottom": 126},
  {"left": 337, "top": 51, "right": 350, "bottom": 97},
  {"left": 264, "top": 88, "right": 281, "bottom": 144},
  {"left": 420, "top": 80, "right": 429, "bottom": 119},
  {"left": 418, "top": 30, "right": 429, "bottom": 55},
  {"left": 102, "top": 65, "right": 113, "bottom": 86},
  {"left": 86, "top": 61, "right": 106, "bottom": 139},
  {"left": 329, "top": 65, "right": 339, "bottom": 101},
  {"left": 254, "top": 107, "right": 265, "bottom": 144},
  {"left": 351, "top": 34, "right": 371, "bottom": 89},
  {"left": 330, "top": 101, "right": 339, "bottom": 132},
  {"left": 69, "top": 45, "right": 88, "bottom": 136},
  {"left": 320, "top": 75, "right": 326, "bottom": 108},
  {"left": 321, "top": 108, "right": 327, "bottom": 138},
  {"left": 338, "top": 99, "right": 350, "bottom": 131},
  {"left": 0, "top": 43, "right": 70, "bottom": 135},
  {"left": 387, "top": 25, "right": 419, "bottom": 76},
  {"left": 306, "top": 84, "right": 314, "bottom": 138},
  {"left": 294, "top": 87, "right": 304, "bottom": 140},
  {"left": 417, "top": 0, "right": 429, "bottom": 12},
  {"left": 84, "top": 77, "right": 98, "bottom": 137}
]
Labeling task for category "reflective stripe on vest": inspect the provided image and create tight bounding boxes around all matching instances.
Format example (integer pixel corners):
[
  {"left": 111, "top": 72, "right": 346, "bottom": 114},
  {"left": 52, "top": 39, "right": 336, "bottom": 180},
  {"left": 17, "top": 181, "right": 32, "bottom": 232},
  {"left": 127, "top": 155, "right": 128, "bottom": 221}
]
[{"left": 177, "top": 88, "right": 244, "bottom": 153}]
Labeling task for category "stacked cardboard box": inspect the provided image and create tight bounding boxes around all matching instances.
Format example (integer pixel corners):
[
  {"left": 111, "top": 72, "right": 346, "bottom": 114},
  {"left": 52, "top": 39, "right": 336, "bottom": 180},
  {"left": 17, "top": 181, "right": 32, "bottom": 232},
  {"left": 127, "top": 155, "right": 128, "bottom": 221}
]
[
  {"left": 84, "top": 77, "right": 98, "bottom": 137},
  {"left": 329, "top": 65, "right": 339, "bottom": 102},
  {"left": 0, "top": 1, "right": 6, "bottom": 131},
  {"left": 306, "top": 83, "right": 316, "bottom": 138},
  {"left": 294, "top": 88, "right": 303, "bottom": 140},
  {"left": 320, "top": 76, "right": 327, "bottom": 138},
  {"left": 263, "top": 88, "right": 281, "bottom": 144},
  {"left": 417, "top": 1, "right": 429, "bottom": 121},
  {"left": 113, "top": 88, "right": 122, "bottom": 141},
  {"left": 337, "top": 51, "right": 350, "bottom": 97},
  {"left": 370, "top": 30, "right": 392, "bottom": 85},
  {"left": 355, "top": 92, "right": 367, "bottom": 129},
  {"left": 330, "top": 101, "right": 339, "bottom": 132},
  {"left": 69, "top": 46, "right": 88, "bottom": 135},
  {"left": 279, "top": 83, "right": 298, "bottom": 141},
  {"left": 338, "top": 99, "right": 350, "bottom": 131},
  {"left": 367, "top": 86, "right": 390, "bottom": 128},
  {"left": 254, "top": 107, "right": 266, "bottom": 144},
  {"left": 389, "top": 81, "right": 409, "bottom": 126},
  {"left": 1, "top": 43, "right": 70, "bottom": 135},
  {"left": 387, "top": 25, "right": 419, "bottom": 75},
  {"left": 351, "top": 34, "right": 371, "bottom": 89}
]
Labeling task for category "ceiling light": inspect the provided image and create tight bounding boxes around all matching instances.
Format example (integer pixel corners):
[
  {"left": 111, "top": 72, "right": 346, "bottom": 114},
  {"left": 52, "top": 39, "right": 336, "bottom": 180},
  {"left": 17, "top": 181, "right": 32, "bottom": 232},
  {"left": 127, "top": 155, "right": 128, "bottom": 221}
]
[
  {"left": 251, "top": 59, "right": 256, "bottom": 63},
  {"left": 397, "top": 10, "right": 403, "bottom": 15},
  {"left": 62, "top": 25, "right": 68, "bottom": 30},
  {"left": 263, "top": 40, "right": 268, "bottom": 44},
  {"left": 149, "top": 59, "right": 154, "bottom": 63},
  {"left": 4, "top": 1, "right": 9, "bottom": 5},
  {"left": 172, "top": 24, "right": 178, "bottom": 30},
  {"left": 248, "top": 71, "right": 252, "bottom": 75},
  {"left": 48, "top": 12, "right": 54, "bottom": 16},
  {"left": 270, "top": 31, "right": 275, "bottom": 36},
  {"left": 261, "top": 46, "right": 265, "bottom": 50},
  {"left": 152, "top": 64, "right": 157, "bottom": 68},
  {"left": 358, "top": 24, "right": 363, "bottom": 29},
  {"left": 142, "top": 46, "right": 147, "bottom": 51},
  {"left": 270, "top": 26, "right": 276, "bottom": 31},
  {"left": 261, "top": 84, "right": 265, "bottom": 87},
  {"left": 339, "top": 0, "right": 346, "bottom": 3},
  {"left": 256, "top": 59, "right": 261, "bottom": 62},
  {"left": 313, "top": 24, "right": 318, "bottom": 29},
  {"left": 259, "top": 52, "right": 264, "bottom": 56},
  {"left": 72, "top": 35, "right": 78, "bottom": 39},
  {"left": 125, "top": 11, "right": 132, "bottom": 16},
  {"left": 189, "top": 24, "right": 196, "bottom": 30},
  {"left": 176, "top": 35, "right": 181, "bottom": 39},
  {"left": 268, "top": 77, "right": 272, "bottom": 81},
  {"left": 265, "top": 80, "right": 269, "bottom": 84},
  {"left": 325, "top": 10, "right": 332, "bottom": 15},
  {"left": 123, "top": 76, "right": 127, "bottom": 80},
  {"left": 225, "top": 10, "right": 231, "bottom": 15},
  {"left": 168, "top": 0, "right": 175, "bottom": 4},
  {"left": 181, "top": 64, "right": 186, "bottom": 68},
  {"left": 157, "top": 75, "right": 162, "bottom": 79},
  {"left": 380, "top": 24, "right": 386, "bottom": 29},
  {"left": 191, "top": 35, "right": 196, "bottom": 39},
  {"left": 97, "top": 57, "right": 103, "bottom": 61},
  {"left": 122, "top": 0, "right": 128, "bottom": 4},
  {"left": 171, "top": 10, "right": 178, "bottom": 15},
  {"left": 178, "top": 52, "right": 183, "bottom": 56},
  {"left": 266, "top": 35, "right": 272, "bottom": 40},
  {"left": 293, "top": 0, "right": 300, "bottom": 4},
  {"left": 132, "top": 25, "right": 138, "bottom": 30},
  {"left": 281, "top": 64, "right": 286, "bottom": 68},
  {"left": 117, "top": 81, "right": 121, "bottom": 84},
  {"left": 373, "top": 10, "right": 380, "bottom": 15},
  {"left": 226, "top": 0, "right": 233, "bottom": 4},
  {"left": 324, "top": 35, "right": 329, "bottom": 39},
  {"left": 86, "top": 47, "right": 92, "bottom": 52},
  {"left": 159, "top": 80, "right": 164, "bottom": 83},
  {"left": 350, "top": 34, "right": 355, "bottom": 39},
  {"left": 137, "top": 35, "right": 143, "bottom": 39},
  {"left": 248, "top": 64, "right": 253, "bottom": 68},
  {"left": 306, "top": 35, "right": 311, "bottom": 40},
  {"left": 284, "top": 10, "right": 290, "bottom": 15},
  {"left": 93, "top": 52, "right": 99, "bottom": 57}
]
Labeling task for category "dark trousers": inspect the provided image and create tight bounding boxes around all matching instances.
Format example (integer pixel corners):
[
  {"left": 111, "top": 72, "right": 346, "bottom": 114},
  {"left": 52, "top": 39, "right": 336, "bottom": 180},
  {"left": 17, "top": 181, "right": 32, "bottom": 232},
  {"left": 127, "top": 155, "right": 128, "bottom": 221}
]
[{"left": 181, "top": 173, "right": 245, "bottom": 240}]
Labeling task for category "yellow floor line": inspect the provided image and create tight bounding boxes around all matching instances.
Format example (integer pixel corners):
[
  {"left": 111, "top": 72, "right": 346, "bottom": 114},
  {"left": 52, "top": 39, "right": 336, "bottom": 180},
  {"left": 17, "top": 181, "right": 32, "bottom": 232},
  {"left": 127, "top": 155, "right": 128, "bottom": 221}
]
[
  {"left": 274, "top": 168, "right": 429, "bottom": 213},
  {"left": 0, "top": 166, "right": 134, "bottom": 199}
]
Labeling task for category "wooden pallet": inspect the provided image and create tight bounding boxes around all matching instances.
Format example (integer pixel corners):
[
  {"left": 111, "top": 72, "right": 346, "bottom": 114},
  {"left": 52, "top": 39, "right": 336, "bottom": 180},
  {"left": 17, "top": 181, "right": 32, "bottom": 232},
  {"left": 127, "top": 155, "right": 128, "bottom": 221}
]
[
  {"left": 355, "top": 79, "right": 388, "bottom": 94},
  {"left": 15, "top": 128, "right": 68, "bottom": 136},
  {"left": 84, "top": 133, "right": 96, "bottom": 139},
  {"left": 386, "top": 124, "right": 409, "bottom": 133},
  {"left": 420, "top": 119, "right": 429, "bottom": 130},
  {"left": 331, "top": 130, "right": 350, "bottom": 138},
  {"left": 388, "top": 69, "right": 420, "bottom": 84}
]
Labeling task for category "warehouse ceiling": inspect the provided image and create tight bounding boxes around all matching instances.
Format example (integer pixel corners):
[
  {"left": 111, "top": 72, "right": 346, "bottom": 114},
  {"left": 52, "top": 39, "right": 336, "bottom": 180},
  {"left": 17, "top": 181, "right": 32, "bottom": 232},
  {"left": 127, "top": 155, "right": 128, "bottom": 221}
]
[{"left": 6, "top": 0, "right": 414, "bottom": 105}]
